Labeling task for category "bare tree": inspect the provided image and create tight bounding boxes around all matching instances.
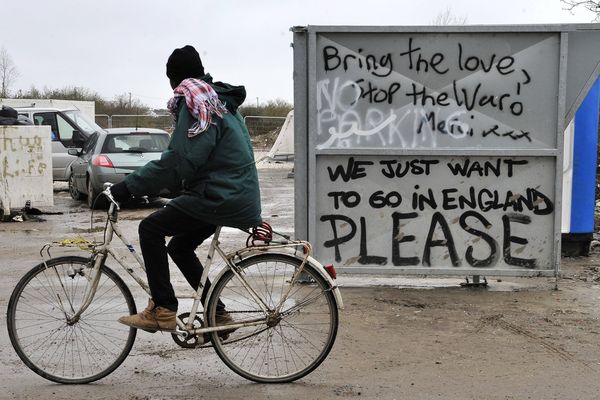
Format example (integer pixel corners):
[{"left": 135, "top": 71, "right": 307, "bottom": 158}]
[
  {"left": 431, "top": 8, "right": 468, "bottom": 25},
  {"left": 561, "top": 0, "right": 600, "bottom": 21},
  {"left": 0, "top": 47, "right": 19, "bottom": 98}
]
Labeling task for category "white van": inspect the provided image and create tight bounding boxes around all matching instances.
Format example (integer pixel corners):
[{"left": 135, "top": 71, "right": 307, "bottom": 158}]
[{"left": 14, "top": 107, "right": 105, "bottom": 181}]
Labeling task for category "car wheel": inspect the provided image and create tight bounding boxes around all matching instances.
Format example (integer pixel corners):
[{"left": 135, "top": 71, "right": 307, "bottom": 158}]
[
  {"left": 68, "top": 173, "right": 85, "bottom": 200},
  {"left": 87, "top": 178, "right": 106, "bottom": 209}
]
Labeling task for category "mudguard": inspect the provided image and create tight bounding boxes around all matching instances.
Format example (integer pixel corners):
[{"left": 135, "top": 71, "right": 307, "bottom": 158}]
[{"left": 208, "top": 248, "right": 344, "bottom": 310}]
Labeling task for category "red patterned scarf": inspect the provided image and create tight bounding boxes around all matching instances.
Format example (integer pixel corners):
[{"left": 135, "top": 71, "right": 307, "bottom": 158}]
[{"left": 167, "top": 78, "right": 228, "bottom": 137}]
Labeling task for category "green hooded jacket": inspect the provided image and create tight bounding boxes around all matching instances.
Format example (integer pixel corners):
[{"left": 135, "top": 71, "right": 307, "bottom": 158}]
[{"left": 124, "top": 75, "right": 262, "bottom": 229}]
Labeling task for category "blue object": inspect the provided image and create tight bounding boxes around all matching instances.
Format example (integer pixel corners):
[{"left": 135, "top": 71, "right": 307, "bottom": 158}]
[{"left": 570, "top": 78, "right": 600, "bottom": 233}]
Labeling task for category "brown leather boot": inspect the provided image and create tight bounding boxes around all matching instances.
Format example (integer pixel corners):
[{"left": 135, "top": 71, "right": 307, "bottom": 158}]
[{"left": 118, "top": 299, "right": 177, "bottom": 332}]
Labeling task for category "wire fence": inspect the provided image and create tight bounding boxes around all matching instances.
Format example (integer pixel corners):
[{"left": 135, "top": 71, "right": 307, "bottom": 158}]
[
  {"left": 94, "top": 115, "right": 285, "bottom": 149},
  {"left": 95, "top": 114, "right": 174, "bottom": 131},
  {"left": 243, "top": 116, "right": 285, "bottom": 136}
]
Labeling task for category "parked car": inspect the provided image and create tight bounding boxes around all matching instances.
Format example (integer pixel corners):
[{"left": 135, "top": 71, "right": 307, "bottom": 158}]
[
  {"left": 67, "top": 128, "right": 170, "bottom": 208},
  {"left": 14, "top": 107, "right": 102, "bottom": 181}
]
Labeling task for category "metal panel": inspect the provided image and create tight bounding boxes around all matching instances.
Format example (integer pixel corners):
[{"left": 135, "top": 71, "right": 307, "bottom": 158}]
[
  {"left": 552, "top": 32, "right": 568, "bottom": 278},
  {"left": 293, "top": 24, "right": 600, "bottom": 276},
  {"left": 293, "top": 29, "right": 309, "bottom": 240},
  {"left": 315, "top": 32, "right": 559, "bottom": 150},
  {"left": 565, "top": 30, "right": 600, "bottom": 124},
  {"left": 315, "top": 155, "right": 556, "bottom": 274},
  {"left": 308, "top": 30, "right": 319, "bottom": 247}
]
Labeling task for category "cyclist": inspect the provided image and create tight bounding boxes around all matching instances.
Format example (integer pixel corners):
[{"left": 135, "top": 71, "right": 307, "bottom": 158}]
[{"left": 109, "top": 45, "right": 262, "bottom": 333}]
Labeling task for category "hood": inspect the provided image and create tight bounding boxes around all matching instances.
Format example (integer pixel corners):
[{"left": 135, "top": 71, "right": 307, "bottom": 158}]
[{"left": 202, "top": 74, "right": 246, "bottom": 113}]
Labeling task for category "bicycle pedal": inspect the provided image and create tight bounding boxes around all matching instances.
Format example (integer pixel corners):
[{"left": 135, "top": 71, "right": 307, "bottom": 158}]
[{"left": 156, "top": 327, "right": 178, "bottom": 333}]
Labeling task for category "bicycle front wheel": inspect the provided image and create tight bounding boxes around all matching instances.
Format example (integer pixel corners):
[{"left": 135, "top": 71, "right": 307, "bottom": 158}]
[
  {"left": 207, "top": 253, "right": 338, "bottom": 383},
  {"left": 6, "top": 256, "right": 137, "bottom": 384}
]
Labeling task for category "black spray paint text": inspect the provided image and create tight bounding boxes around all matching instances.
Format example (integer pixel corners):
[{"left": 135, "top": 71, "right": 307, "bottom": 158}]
[
  {"left": 321, "top": 156, "right": 552, "bottom": 269},
  {"left": 323, "top": 39, "right": 519, "bottom": 78},
  {"left": 320, "top": 211, "right": 538, "bottom": 268},
  {"left": 326, "top": 157, "right": 530, "bottom": 181}
]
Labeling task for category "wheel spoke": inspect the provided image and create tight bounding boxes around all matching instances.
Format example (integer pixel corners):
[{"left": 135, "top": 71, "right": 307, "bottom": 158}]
[
  {"left": 208, "top": 255, "right": 338, "bottom": 383},
  {"left": 7, "top": 257, "right": 136, "bottom": 383}
]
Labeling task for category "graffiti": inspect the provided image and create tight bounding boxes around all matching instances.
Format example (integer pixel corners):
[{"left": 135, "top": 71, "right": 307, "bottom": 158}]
[
  {"left": 317, "top": 81, "right": 470, "bottom": 149},
  {"left": 309, "top": 33, "right": 559, "bottom": 273},
  {"left": 0, "top": 134, "right": 48, "bottom": 178},
  {"left": 317, "top": 156, "right": 554, "bottom": 269},
  {"left": 482, "top": 125, "right": 532, "bottom": 142},
  {"left": 445, "top": 158, "right": 528, "bottom": 178},
  {"left": 317, "top": 36, "right": 537, "bottom": 149},
  {"left": 325, "top": 158, "right": 552, "bottom": 214},
  {"left": 320, "top": 210, "right": 539, "bottom": 268},
  {"left": 2, "top": 135, "right": 44, "bottom": 154},
  {"left": 406, "top": 81, "right": 524, "bottom": 116},
  {"left": 0, "top": 127, "right": 53, "bottom": 213},
  {"left": 323, "top": 45, "right": 394, "bottom": 77}
]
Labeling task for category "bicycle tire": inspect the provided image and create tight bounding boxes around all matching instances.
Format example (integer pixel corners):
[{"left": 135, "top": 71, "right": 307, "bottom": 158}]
[
  {"left": 207, "top": 253, "right": 338, "bottom": 383},
  {"left": 7, "top": 256, "right": 137, "bottom": 384}
]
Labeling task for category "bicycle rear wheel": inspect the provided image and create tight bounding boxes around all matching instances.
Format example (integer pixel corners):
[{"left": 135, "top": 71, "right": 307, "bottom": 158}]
[
  {"left": 207, "top": 253, "right": 338, "bottom": 383},
  {"left": 6, "top": 256, "right": 137, "bottom": 384}
]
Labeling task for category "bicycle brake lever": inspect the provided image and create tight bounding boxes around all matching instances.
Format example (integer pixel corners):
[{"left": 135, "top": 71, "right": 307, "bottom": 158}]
[{"left": 102, "top": 183, "right": 120, "bottom": 210}]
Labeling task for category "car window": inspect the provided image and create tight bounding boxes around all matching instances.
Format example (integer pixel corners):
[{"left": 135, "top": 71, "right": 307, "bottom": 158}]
[
  {"left": 33, "top": 112, "right": 59, "bottom": 141},
  {"left": 56, "top": 113, "right": 76, "bottom": 141},
  {"left": 102, "top": 133, "right": 169, "bottom": 153},
  {"left": 63, "top": 110, "right": 103, "bottom": 135},
  {"left": 82, "top": 133, "right": 99, "bottom": 154}
]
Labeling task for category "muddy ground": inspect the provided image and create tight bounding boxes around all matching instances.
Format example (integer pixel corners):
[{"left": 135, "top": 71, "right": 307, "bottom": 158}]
[{"left": 1, "top": 162, "right": 600, "bottom": 400}]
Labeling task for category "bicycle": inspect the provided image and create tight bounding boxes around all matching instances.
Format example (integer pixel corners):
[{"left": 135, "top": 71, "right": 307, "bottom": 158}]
[{"left": 6, "top": 186, "right": 343, "bottom": 384}]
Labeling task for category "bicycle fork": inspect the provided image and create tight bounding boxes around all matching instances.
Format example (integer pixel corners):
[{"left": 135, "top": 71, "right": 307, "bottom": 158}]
[
  {"left": 66, "top": 217, "right": 131, "bottom": 324},
  {"left": 62, "top": 251, "right": 107, "bottom": 325}
]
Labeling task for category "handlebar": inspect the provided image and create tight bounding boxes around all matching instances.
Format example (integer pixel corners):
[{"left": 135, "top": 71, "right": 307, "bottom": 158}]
[
  {"left": 102, "top": 183, "right": 120, "bottom": 211},
  {"left": 101, "top": 182, "right": 150, "bottom": 211}
]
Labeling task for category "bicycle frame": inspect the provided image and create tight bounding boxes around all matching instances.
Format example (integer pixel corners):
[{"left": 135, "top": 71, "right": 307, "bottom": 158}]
[{"left": 59, "top": 190, "right": 322, "bottom": 339}]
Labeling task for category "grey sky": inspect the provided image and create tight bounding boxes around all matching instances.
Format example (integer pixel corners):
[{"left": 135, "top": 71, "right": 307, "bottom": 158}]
[{"left": 0, "top": 0, "right": 595, "bottom": 109}]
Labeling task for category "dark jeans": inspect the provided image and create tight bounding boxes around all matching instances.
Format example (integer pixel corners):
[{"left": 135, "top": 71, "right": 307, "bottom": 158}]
[{"left": 138, "top": 205, "right": 224, "bottom": 312}]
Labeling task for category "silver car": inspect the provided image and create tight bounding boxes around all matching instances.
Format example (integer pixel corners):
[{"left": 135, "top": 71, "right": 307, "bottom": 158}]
[{"left": 68, "top": 128, "right": 170, "bottom": 208}]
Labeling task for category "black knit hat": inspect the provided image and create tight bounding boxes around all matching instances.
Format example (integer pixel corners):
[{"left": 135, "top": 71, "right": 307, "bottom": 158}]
[{"left": 166, "top": 45, "right": 205, "bottom": 85}]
